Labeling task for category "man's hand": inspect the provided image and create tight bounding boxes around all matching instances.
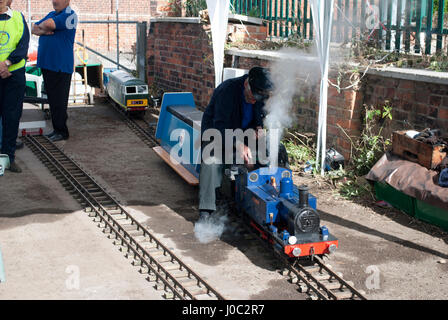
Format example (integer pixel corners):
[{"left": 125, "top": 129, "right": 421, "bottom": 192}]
[
  {"left": 0, "top": 61, "right": 11, "bottom": 79},
  {"left": 32, "top": 23, "right": 54, "bottom": 36},
  {"left": 237, "top": 141, "right": 254, "bottom": 170},
  {"left": 255, "top": 126, "right": 265, "bottom": 139}
]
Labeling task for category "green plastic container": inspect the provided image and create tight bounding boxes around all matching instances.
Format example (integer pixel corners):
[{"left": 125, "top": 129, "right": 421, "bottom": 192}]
[
  {"left": 374, "top": 182, "right": 415, "bottom": 217},
  {"left": 25, "top": 66, "right": 42, "bottom": 97},
  {"left": 415, "top": 200, "right": 448, "bottom": 232}
]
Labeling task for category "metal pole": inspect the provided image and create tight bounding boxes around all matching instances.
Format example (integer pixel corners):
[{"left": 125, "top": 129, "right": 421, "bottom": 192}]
[
  {"left": 27, "top": 0, "right": 31, "bottom": 31},
  {"left": 116, "top": 0, "right": 120, "bottom": 69}
]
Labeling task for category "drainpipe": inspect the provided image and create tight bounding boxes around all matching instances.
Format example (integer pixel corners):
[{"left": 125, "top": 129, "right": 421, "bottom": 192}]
[{"left": 116, "top": 0, "right": 120, "bottom": 69}]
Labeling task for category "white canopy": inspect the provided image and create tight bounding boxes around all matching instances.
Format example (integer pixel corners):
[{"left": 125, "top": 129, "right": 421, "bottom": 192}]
[
  {"left": 206, "top": 0, "right": 230, "bottom": 87},
  {"left": 311, "top": 0, "right": 335, "bottom": 175}
]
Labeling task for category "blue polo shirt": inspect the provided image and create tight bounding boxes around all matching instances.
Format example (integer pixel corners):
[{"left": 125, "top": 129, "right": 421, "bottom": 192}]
[
  {"left": 36, "top": 7, "right": 77, "bottom": 74},
  {"left": 241, "top": 85, "right": 254, "bottom": 129}
]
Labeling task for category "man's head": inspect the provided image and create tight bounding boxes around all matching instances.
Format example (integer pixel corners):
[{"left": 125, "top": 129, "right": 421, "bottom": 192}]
[
  {"left": 0, "top": 0, "right": 9, "bottom": 11},
  {"left": 52, "top": 0, "right": 70, "bottom": 12},
  {"left": 247, "top": 67, "right": 273, "bottom": 103}
]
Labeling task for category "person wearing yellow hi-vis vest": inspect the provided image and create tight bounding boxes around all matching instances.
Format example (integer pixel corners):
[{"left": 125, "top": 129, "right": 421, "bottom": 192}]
[{"left": 0, "top": 0, "right": 29, "bottom": 173}]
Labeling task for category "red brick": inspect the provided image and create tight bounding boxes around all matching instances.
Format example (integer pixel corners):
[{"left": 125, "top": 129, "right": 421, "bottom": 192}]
[
  {"left": 396, "top": 89, "right": 414, "bottom": 102},
  {"left": 429, "top": 95, "right": 442, "bottom": 107},
  {"left": 439, "top": 108, "right": 448, "bottom": 120},
  {"left": 398, "top": 79, "right": 415, "bottom": 90}
]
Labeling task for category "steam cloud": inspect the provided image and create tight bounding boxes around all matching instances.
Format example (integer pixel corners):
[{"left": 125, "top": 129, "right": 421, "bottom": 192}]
[
  {"left": 194, "top": 207, "right": 229, "bottom": 244},
  {"left": 264, "top": 47, "right": 320, "bottom": 169}
]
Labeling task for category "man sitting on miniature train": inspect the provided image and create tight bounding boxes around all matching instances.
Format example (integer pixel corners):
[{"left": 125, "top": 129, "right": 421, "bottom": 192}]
[{"left": 198, "top": 67, "right": 273, "bottom": 221}]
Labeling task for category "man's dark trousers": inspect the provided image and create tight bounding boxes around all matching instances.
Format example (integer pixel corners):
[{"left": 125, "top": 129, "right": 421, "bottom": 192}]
[
  {"left": 42, "top": 68, "right": 72, "bottom": 138},
  {"left": 0, "top": 68, "right": 26, "bottom": 163}
]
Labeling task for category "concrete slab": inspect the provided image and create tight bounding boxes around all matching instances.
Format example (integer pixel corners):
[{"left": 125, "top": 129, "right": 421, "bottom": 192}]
[
  {"left": 0, "top": 210, "right": 163, "bottom": 300},
  {"left": 0, "top": 133, "right": 162, "bottom": 299}
]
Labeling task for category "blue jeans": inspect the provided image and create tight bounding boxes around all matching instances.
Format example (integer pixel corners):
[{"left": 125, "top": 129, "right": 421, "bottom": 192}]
[{"left": 0, "top": 116, "right": 2, "bottom": 149}]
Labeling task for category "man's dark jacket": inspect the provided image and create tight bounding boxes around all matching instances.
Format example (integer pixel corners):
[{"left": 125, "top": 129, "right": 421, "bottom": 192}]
[{"left": 201, "top": 74, "right": 265, "bottom": 137}]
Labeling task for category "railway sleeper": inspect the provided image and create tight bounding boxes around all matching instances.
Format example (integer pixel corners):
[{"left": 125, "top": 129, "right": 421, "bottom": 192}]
[
  {"left": 169, "top": 269, "right": 191, "bottom": 278},
  {"left": 190, "top": 288, "right": 211, "bottom": 297},
  {"left": 302, "top": 265, "right": 323, "bottom": 273},
  {"left": 71, "top": 173, "right": 88, "bottom": 178},
  {"left": 194, "top": 293, "right": 217, "bottom": 300},
  {"left": 99, "top": 200, "right": 116, "bottom": 207},
  {"left": 332, "top": 289, "right": 356, "bottom": 300},
  {"left": 159, "top": 262, "right": 182, "bottom": 271},
  {"left": 121, "top": 223, "right": 139, "bottom": 231},
  {"left": 109, "top": 213, "right": 129, "bottom": 221},
  {"left": 104, "top": 208, "right": 122, "bottom": 215},
  {"left": 126, "top": 229, "right": 145, "bottom": 238},
  {"left": 94, "top": 195, "right": 112, "bottom": 202},
  {"left": 309, "top": 272, "right": 332, "bottom": 281},
  {"left": 318, "top": 279, "right": 345, "bottom": 290},
  {"left": 154, "top": 254, "right": 174, "bottom": 263},
  {"left": 177, "top": 278, "right": 200, "bottom": 287}
]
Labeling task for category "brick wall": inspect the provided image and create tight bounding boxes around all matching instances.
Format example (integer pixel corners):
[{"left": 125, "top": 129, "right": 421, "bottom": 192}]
[
  {"left": 363, "top": 74, "right": 448, "bottom": 138},
  {"left": 147, "top": 20, "right": 215, "bottom": 108},
  {"left": 147, "top": 19, "right": 268, "bottom": 108},
  {"left": 11, "top": 0, "right": 171, "bottom": 53},
  {"left": 147, "top": 19, "right": 448, "bottom": 161}
]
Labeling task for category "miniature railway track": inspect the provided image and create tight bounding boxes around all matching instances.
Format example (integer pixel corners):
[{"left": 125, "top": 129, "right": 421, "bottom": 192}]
[
  {"left": 280, "top": 255, "right": 367, "bottom": 300},
  {"left": 223, "top": 209, "right": 367, "bottom": 300},
  {"left": 108, "top": 100, "right": 367, "bottom": 300},
  {"left": 22, "top": 134, "right": 224, "bottom": 300},
  {"left": 234, "top": 212, "right": 367, "bottom": 300},
  {"left": 109, "top": 100, "right": 159, "bottom": 147}
]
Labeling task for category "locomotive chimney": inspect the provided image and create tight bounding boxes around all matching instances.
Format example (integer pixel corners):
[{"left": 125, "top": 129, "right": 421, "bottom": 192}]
[{"left": 298, "top": 185, "right": 309, "bottom": 208}]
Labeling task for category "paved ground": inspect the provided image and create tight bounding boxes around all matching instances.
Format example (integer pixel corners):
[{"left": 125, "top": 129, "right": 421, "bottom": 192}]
[{"left": 0, "top": 101, "right": 447, "bottom": 300}]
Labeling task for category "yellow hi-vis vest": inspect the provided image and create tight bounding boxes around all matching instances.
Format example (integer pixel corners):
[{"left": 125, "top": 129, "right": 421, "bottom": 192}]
[{"left": 0, "top": 10, "right": 25, "bottom": 72}]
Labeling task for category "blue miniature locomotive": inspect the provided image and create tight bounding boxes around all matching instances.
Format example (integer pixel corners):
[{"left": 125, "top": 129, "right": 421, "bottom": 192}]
[{"left": 154, "top": 92, "right": 338, "bottom": 258}]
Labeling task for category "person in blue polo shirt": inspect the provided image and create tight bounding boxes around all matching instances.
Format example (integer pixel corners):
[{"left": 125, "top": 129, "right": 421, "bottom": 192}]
[
  {"left": 0, "top": 0, "right": 29, "bottom": 173},
  {"left": 32, "top": 0, "right": 77, "bottom": 142}
]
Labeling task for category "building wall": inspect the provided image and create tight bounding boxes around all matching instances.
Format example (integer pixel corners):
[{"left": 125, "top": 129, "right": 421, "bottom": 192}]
[
  {"left": 362, "top": 75, "right": 448, "bottom": 138},
  {"left": 147, "top": 19, "right": 268, "bottom": 108},
  {"left": 11, "top": 0, "right": 171, "bottom": 53},
  {"left": 147, "top": 18, "right": 448, "bottom": 160},
  {"left": 147, "top": 21, "right": 215, "bottom": 108}
]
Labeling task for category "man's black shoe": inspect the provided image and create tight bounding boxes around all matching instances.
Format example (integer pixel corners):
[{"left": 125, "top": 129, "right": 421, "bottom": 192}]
[
  {"left": 49, "top": 133, "right": 68, "bottom": 142},
  {"left": 45, "top": 131, "right": 57, "bottom": 138},
  {"left": 8, "top": 161, "right": 22, "bottom": 173},
  {"left": 198, "top": 211, "right": 211, "bottom": 222},
  {"left": 16, "top": 140, "right": 24, "bottom": 149}
]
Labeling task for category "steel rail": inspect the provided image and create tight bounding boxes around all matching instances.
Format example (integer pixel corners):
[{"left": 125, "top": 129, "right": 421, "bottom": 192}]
[
  {"left": 23, "top": 135, "right": 224, "bottom": 300},
  {"left": 108, "top": 100, "right": 160, "bottom": 147}
]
